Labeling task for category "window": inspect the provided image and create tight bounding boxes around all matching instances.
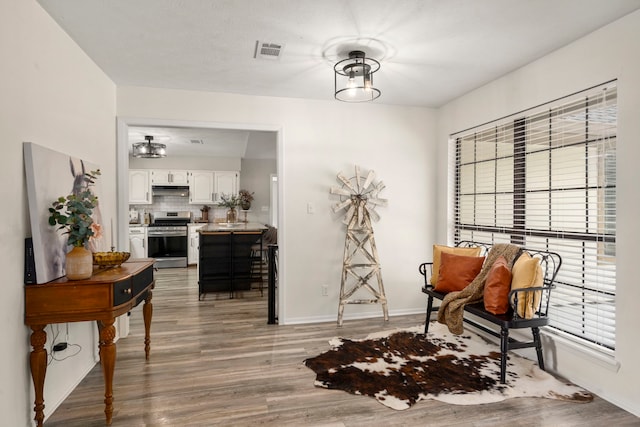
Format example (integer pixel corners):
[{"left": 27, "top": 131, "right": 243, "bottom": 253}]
[{"left": 450, "top": 81, "right": 617, "bottom": 351}]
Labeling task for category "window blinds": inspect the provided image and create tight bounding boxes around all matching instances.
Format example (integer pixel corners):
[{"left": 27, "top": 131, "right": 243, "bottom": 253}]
[{"left": 450, "top": 81, "right": 617, "bottom": 350}]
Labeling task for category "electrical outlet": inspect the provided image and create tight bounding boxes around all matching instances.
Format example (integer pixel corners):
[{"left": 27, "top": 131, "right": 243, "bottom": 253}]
[{"left": 321, "top": 284, "right": 329, "bottom": 296}]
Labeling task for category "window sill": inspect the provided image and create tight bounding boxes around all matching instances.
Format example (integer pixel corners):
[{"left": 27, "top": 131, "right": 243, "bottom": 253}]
[{"left": 541, "top": 327, "right": 620, "bottom": 373}]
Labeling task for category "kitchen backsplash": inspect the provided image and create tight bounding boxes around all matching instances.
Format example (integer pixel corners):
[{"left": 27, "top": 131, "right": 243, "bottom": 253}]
[{"left": 130, "top": 195, "right": 226, "bottom": 223}]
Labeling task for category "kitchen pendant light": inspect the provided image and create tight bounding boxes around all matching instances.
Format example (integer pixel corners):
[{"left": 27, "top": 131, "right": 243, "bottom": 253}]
[
  {"left": 334, "top": 50, "right": 381, "bottom": 102},
  {"left": 132, "top": 135, "right": 167, "bottom": 158}
]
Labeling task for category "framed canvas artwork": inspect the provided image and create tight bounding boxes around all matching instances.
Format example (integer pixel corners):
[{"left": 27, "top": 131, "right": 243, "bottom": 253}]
[{"left": 24, "top": 142, "right": 108, "bottom": 283}]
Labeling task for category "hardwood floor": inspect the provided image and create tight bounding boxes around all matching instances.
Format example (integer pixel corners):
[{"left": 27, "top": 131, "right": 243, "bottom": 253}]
[{"left": 45, "top": 267, "right": 639, "bottom": 426}]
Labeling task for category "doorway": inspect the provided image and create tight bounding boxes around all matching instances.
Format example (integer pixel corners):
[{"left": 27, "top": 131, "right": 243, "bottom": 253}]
[{"left": 115, "top": 117, "right": 283, "bottom": 328}]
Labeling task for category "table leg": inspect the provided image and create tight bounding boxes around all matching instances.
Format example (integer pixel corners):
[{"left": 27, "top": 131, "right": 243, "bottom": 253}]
[
  {"left": 143, "top": 289, "right": 153, "bottom": 360},
  {"left": 29, "top": 324, "right": 47, "bottom": 427},
  {"left": 97, "top": 318, "right": 116, "bottom": 425}
]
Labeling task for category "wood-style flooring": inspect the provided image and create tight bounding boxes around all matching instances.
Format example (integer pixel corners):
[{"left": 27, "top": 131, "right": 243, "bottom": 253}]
[{"left": 45, "top": 267, "right": 639, "bottom": 426}]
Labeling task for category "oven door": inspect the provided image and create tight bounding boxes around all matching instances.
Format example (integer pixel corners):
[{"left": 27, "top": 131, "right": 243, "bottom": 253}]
[{"left": 147, "top": 228, "right": 188, "bottom": 268}]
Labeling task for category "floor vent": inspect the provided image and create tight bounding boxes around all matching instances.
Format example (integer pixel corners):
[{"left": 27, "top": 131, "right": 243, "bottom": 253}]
[{"left": 254, "top": 41, "right": 284, "bottom": 60}]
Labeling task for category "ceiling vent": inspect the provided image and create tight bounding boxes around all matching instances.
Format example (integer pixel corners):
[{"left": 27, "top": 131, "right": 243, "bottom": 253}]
[
  {"left": 189, "top": 139, "right": 204, "bottom": 145},
  {"left": 254, "top": 41, "right": 284, "bottom": 60}
]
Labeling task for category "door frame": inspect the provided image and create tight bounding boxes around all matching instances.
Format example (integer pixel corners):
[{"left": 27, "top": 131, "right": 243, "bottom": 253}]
[{"left": 116, "top": 117, "right": 284, "bottom": 325}]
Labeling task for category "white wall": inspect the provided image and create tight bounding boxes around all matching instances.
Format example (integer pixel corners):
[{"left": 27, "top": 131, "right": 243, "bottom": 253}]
[
  {"left": 436, "top": 10, "right": 640, "bottom": 417},
  {"left": 1, "top": 1, "right": 117, "bottom": 425},
  {"left": 240, "top": 158, "right": 277, "bottom": 225},
  {"left": 117, "top": 87, "right": 437, "bottom": 323}
]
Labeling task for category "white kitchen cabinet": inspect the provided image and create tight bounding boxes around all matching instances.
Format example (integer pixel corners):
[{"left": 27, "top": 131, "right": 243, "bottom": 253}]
[
  {"left": 214, "top": 171, "right": 238, "bottom": 202},
  {"left": 129, "top": 170, "right": 152, "bottom": 204},
  {"left": 188, "top": 170, "right": 238, "bottom": 204},
  {"left": 188, "top": 224, "right": 204, "bottom": 265},
  {"left": 129, "top": 226, "right": 147, "bottom": 259},
  {"left": 151, "top": 169, "right": 189, "bottom": 185},
  {"left": 189, "top": 171, "right": 214, "bottom": 204}
]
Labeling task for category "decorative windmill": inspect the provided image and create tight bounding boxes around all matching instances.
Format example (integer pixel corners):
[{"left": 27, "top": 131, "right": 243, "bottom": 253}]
[{"left": 330, "top": 165, "right": 388, "bottom": 326}]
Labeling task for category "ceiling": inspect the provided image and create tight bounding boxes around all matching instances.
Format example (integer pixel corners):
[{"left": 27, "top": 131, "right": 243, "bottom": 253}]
[
  {"left": 128, "top": 126, "right": 277, "bottom": 159},
  {"left": 37, "top": 0, "right": 640, "bottom": 157}
]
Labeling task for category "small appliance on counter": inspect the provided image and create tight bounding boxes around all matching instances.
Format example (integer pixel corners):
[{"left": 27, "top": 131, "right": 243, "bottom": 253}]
[
  {"left": 129, "top": 208, "right": 139, "bottom": 224},
  {"left": 199, "top": 205, "right": 210, "bottom": 223}
]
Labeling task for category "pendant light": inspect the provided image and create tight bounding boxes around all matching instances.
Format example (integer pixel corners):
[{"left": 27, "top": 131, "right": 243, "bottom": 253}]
[{"left": 334, "top": 50, "right": 381, "bottom": 102}]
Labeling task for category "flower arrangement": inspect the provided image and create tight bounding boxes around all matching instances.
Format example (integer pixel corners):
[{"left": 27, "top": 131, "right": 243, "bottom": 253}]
[
  {"left": 48, "top": 169, "right": 102, "bottom": 247},
  {"left": 217, "top": 193, "right": 240, "bottom": 209},
  {"left": 238, "top": 189, "right": 254, "bottom": 209},
  {"left": 239, "top": 189, "right": 254, "bottom": 203}
]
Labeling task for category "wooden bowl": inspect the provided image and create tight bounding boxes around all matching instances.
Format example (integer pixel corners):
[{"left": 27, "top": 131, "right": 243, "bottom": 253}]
[{"left": 93, "top": 251, "right": 130, "bottom": 268}]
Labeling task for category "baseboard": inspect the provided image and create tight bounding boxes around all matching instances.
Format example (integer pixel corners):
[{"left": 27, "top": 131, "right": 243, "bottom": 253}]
[{"left": 282, "top": 308, "right": 424, "bottom": 325}]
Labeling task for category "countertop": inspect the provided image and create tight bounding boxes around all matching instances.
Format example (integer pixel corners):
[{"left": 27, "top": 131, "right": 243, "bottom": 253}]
[{"left": 199, "top": 222, "right": 267, "bottom": 233}]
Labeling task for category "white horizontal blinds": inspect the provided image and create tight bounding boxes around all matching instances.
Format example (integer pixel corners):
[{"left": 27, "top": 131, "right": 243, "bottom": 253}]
[{"left": 451, "top": 81, "right": 617, "bottom": 351}]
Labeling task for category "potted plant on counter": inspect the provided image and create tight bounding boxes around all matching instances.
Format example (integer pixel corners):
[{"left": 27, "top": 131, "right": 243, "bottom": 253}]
[
  {"left": 218, "top": 193, "right": 240, "bottom": 223},
  {"left": 239, "top": 189, "right": 254, "bottom": 210}
]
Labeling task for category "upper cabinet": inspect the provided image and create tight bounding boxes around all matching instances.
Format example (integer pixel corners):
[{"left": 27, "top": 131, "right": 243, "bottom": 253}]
[
  {"left": 189, "top": 170, "right": 238, "bottom": 204},
  {"left": 129, "top": 169, "right": 152, "bottom": 204},
  {"left": 189, "top": 171, "right": 214, "bottom": 204},
  {"left": 151, "top": 169, "right": 189, "bottom": 186},
  {"left": 214, "top": 171, "right": 238, "bottom": 201}
]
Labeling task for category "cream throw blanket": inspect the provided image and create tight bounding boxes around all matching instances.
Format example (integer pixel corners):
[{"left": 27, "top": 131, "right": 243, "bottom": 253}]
[{"left": 436, "top": 243, "right": 521, "bottom": 335}]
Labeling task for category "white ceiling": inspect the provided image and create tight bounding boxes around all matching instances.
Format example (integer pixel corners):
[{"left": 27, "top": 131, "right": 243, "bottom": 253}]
[
  {"left": 128, "top": 126, "right": 277, "bottom": 159},
  {"left": 37, "top": 0, "right": 640, "bottom": 157}
]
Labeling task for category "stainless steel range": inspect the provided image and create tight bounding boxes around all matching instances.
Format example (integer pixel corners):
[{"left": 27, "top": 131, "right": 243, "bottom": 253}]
[{"left": 147, "top": 211, "right": 191, "bottom": 268}]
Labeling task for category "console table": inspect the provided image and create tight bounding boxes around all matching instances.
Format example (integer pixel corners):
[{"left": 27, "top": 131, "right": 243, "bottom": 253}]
[{"left": 24, "top": 258, "right": 155, "bottom": 426}]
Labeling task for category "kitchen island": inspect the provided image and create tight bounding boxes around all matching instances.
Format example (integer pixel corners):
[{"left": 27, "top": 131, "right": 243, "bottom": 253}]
[{"left": 198, "top": 222, "right": 267, "bottom": 299}]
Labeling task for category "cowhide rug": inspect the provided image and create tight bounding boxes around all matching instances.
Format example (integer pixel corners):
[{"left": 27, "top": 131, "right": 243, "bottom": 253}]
[{"left": 303, "top": 322, "right": 593, "bottom": 410}]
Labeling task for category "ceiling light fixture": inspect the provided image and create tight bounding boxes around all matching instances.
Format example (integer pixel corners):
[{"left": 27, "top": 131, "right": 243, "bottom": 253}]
[
  {"left": 334, "top": 50, "right": 381, "bottom": 102},
  {"left": 132, "top": 135, "right": 167, "bottom": 158}
]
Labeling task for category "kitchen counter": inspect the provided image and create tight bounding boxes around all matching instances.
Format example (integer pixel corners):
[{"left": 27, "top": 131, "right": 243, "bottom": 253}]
[
  {"left": 200, "top": 222, "right": 267, "bottom": 233},
  {"left": 197, "top": 223, "right": 266, "bottom": 299}
]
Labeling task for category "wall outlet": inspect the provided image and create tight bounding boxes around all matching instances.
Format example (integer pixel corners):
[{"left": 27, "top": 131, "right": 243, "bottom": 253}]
[{"left": 321, "top": 284, "right": 329, "bottom": 296}]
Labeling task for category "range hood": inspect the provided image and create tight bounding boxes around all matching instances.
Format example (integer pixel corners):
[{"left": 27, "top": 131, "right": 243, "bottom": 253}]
[{"left": 152, "top": 185, "right": 189, "bottom": 197}]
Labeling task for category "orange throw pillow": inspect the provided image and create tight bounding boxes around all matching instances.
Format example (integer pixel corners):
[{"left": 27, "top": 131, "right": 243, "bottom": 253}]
[
  {"left": 430, "top": 244, "right": 482, "bottom": 285},
  {"left": 483, "top": 256, "right": 512, "bottom": 315},
  {"left": 434, "top": 252, "right": 485, "bottom": 293}
]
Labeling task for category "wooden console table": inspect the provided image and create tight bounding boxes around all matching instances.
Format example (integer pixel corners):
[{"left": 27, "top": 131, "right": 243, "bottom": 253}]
[{"left": 24, "top": 259, "right": 155, "bottom": 426}]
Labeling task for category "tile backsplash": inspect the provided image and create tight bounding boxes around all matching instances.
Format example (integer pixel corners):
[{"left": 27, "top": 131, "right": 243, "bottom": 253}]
[{"left": 130, "top": 195, "right": 226, "bottom": 223}]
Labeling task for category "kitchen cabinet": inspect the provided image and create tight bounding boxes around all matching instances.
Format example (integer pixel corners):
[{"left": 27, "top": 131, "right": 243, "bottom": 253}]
[
  {"left": 129, "top": 226, "right": 147, "bottom": 258},
  {"left": 189, "top": 170, "right": 238, "bottom": 204},
  {"left": 189, "top": 170, "right": 214, "bottom": 204},
  {"left": 129, "top": 170, "right": 152, "bottom": 204},
  {"left": 188, "top": 224, "right": 205, "bottom": 265},
  {"left": 198, "top": 226, "right": 265, "bottom": 299},
  {"left": 151, "top": 169, "right": 189, "bottom": 186},
  {"left": 214, "top": 171, "right": 239, "bottom": 201}
]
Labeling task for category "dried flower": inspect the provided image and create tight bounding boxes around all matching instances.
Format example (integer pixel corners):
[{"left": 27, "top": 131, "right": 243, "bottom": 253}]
[
  {"left": 239, "top": 189, "right": 254, "bottom": 204},
  {"left": 89, "top": 222, "right": 103, "bottom": 241}
]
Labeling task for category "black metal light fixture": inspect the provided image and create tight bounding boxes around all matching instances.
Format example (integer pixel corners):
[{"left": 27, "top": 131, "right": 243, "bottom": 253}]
[
  {"left": 132, "top": 135, "right": 166, "bottom": 158},
  {"left": 334, "top": 50, "right": 381, "bottom": 102}
]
